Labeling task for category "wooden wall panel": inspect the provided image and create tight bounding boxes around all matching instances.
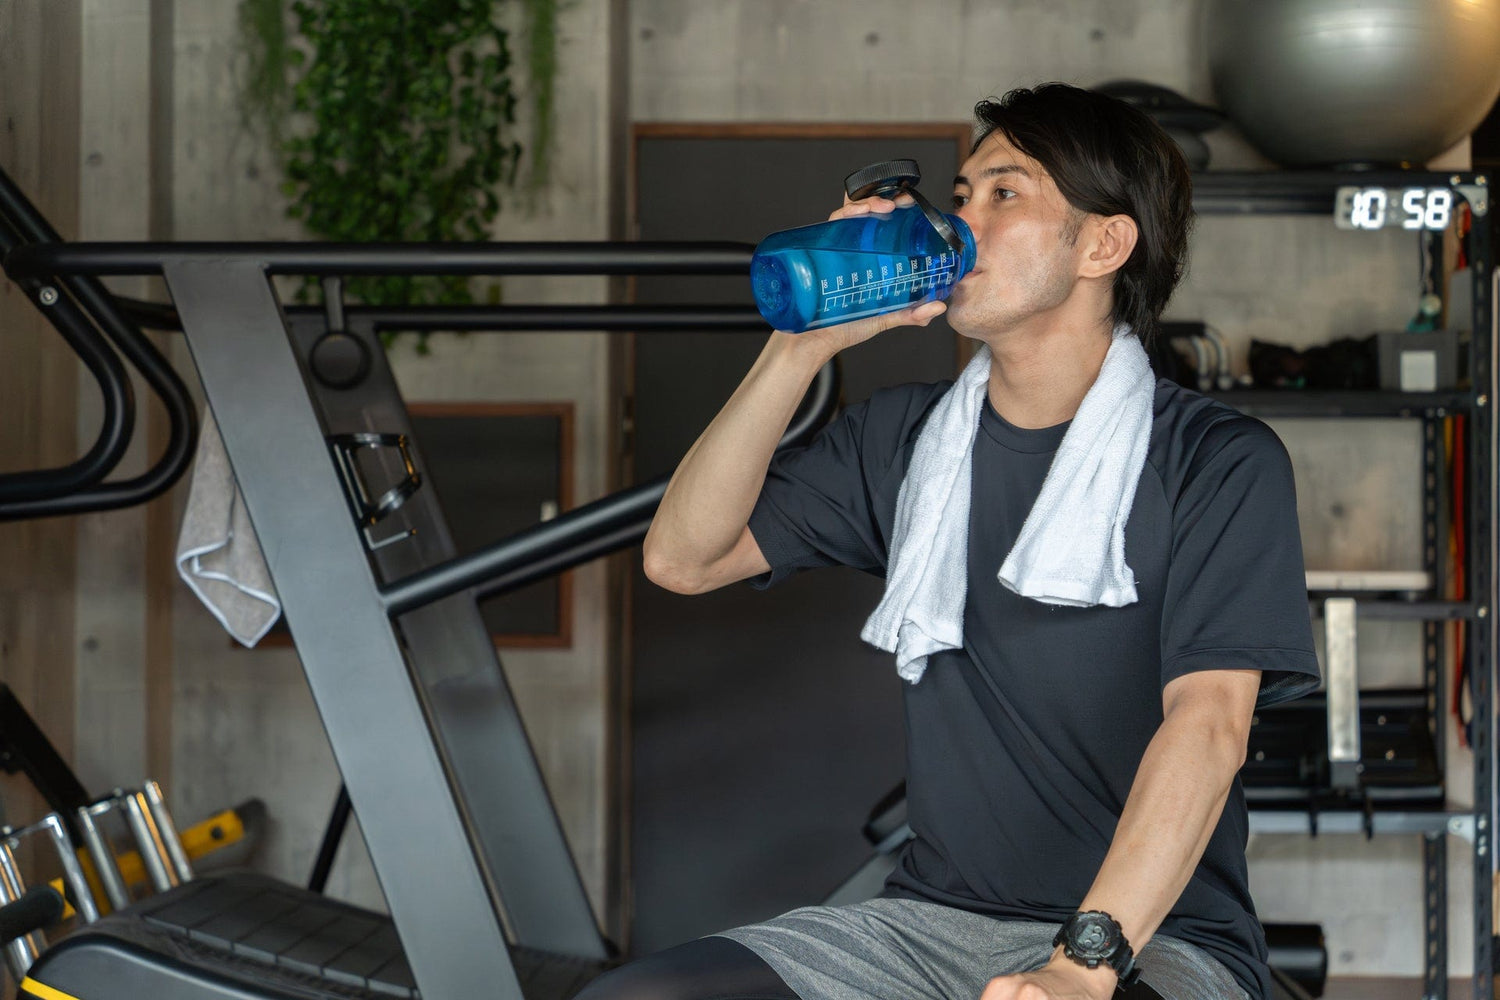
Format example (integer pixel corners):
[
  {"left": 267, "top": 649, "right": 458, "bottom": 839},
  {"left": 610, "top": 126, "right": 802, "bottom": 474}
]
[{"left": 0, "top": 0, "right": 83, "bottom": 836}]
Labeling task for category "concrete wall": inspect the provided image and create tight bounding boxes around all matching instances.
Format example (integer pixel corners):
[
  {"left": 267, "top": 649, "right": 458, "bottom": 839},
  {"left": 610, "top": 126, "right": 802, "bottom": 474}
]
[
  {"left": 163, "top": 0, "right": 627, "bottom": 929},
  {"left": 0, "top": 0, "right": 83, "bottom": 844},
  {"left": 629, "top": 0, "right": 1477, "bottom": 978}
]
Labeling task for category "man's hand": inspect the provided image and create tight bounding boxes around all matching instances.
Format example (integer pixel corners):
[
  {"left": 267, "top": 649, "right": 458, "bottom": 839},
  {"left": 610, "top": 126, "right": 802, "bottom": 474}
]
[
  {"left": 978, "top": 956, "right": 1117, "bottom": 1000},
  {"left": 783, "top": 191, "right": 948, "bottom": 358}
]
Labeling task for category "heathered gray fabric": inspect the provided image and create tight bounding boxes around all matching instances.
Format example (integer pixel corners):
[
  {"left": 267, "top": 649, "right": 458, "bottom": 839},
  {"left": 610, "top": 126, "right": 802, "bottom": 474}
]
[{"left": 718, "top": 897, "right": 1249, "bottom": 1000}]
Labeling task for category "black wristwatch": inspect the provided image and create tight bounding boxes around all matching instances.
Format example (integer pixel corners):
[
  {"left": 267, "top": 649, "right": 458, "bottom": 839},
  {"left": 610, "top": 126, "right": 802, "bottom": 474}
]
[{"left": 1053, "top": 910, "right": 1141, "bottom": 991}]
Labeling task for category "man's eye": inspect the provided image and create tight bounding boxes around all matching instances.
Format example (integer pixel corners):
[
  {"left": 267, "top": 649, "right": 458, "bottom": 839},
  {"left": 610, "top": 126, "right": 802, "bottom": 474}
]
[{"left": 952, "top": 193, "right": 969, "bottom": 208}]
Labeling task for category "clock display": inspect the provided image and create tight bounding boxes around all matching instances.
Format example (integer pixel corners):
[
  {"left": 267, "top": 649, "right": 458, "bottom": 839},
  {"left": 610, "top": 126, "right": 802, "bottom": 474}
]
[{"left": 1335, "top": 186, "right": 1454, "bottom": 231}]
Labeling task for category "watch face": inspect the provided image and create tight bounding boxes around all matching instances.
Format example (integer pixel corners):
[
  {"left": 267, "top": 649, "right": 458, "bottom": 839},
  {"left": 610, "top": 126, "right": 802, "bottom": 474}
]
[{"left": 1069, "top": 912, "right": 1121, "bottom": 959}]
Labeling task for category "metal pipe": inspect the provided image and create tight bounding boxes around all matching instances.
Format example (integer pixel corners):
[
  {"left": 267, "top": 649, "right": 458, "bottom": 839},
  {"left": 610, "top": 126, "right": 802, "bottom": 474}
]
[
  {"left": 39, "top": 814, "right": 100, "bottom": 923},
  {"left": 0, "top": 218, "right": 135, "bottom": 505},
  {"left": 141, "top": 781, "right": 193, "bottom": 883},
  {"left": 7, "top": 241, "right": 755, "bottom": 278},
  {"left": 0, "top": 836, "right": 40, "bottom": 980},
  {"left": 118, "top": 791, "right": 177, "bottom": 893},
  {"left": 381, "top": 360, "right": 838, "bottom": 617},
  {"left": 0, "top": 167, "right": 198, "bottom": 521},
  {"left": 120, "top": 299, "right": 773, "bottom": 335},
  {"left": 307, "top": 784, "right": 352, "bottom": 894},
  {"left": 75, "top": 804, "right": 131, "bottom": 912},
  {"left": 357, "top": 304, "right": 768, "bottom": 332}
]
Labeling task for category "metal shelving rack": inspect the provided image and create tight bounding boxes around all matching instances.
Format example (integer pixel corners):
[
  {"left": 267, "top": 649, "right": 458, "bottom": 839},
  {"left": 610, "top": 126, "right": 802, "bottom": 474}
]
[{"left": 1191, "top": 170, "right": 1495, "bottom": 999}]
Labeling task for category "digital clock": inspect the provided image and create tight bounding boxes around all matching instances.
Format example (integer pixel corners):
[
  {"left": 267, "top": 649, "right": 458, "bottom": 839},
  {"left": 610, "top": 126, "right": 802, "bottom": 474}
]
[{"left": 1334, "top": 186, "right": 1454, "bottom": 231}]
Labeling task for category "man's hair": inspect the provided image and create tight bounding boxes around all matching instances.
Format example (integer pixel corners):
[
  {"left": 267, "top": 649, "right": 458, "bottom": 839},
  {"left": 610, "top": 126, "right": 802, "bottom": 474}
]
[{"left": 972, "top": 83, "right": 1193, "bottom": 345}]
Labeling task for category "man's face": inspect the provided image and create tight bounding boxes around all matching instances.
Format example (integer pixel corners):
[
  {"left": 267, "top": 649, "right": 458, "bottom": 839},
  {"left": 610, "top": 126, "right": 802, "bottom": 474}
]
[{"left": 946, "top": 131, "right": 1089, "bottom": 339}]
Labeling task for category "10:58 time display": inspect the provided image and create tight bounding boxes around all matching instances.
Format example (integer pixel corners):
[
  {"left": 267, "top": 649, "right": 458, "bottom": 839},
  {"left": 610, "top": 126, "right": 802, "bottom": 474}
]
[{"left": 1334, "top": 186, "right": 1454, "bottom": 231}]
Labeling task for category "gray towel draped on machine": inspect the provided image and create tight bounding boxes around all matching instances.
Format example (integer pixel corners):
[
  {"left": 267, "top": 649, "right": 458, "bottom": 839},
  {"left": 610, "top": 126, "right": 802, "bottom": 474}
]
[{"left": 175, "top": 408, "right": 282, "bottom": 647}]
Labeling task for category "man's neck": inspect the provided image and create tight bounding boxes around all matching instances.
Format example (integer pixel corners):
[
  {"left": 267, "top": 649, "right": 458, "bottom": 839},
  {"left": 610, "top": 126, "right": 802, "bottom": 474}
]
[{"left": 982, "top": 316, "right": 1116, "bottom": 429}]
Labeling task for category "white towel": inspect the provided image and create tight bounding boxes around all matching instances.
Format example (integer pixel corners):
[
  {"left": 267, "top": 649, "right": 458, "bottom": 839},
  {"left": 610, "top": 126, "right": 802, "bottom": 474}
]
[
  {"left": 175, "top": 409, "right": 282, "bottom": 647},
  {"left": 861, "top": 325, "right": 1154, "bottom": 683}
]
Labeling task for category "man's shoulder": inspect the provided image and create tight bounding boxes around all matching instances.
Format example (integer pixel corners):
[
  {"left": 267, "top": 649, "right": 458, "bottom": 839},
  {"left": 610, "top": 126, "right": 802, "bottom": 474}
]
[
  {"left": 1149, "top": 379, "right": 1293, "bottom": 491},
  {"left": 849, "top": 379, "right": 956, "bottom": 440}
]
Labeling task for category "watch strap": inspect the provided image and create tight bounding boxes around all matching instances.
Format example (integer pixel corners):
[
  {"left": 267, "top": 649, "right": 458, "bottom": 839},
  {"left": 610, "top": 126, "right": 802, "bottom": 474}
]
[{"left": 1053, "top": 910, "right": 1141, "bottom": 992}]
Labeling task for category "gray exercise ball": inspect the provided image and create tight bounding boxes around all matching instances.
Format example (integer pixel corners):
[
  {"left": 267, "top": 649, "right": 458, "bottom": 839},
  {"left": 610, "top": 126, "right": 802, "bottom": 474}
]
[{"left": 1206, "top": 0, "right": 1500, "bottom": 168}]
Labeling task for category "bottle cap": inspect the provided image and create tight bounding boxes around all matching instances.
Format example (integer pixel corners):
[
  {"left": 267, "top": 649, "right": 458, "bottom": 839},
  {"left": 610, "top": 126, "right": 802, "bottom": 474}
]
[{"left": 842, "top": 159, "right": 967, "bottom": 256}]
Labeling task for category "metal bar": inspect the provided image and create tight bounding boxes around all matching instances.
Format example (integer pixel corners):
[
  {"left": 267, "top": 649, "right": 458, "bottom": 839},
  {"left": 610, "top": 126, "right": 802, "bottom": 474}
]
[
  {"left": 10, "top": 241, "right": 755, "bottom": 278},
  {"left": 163, "top": 259, "right": 525, "bottom": 1000},
  {"left": 0, "top": 268, "right": 199, "bottom": 520},
  {"left": 1424, "top": 831, "right": 1447, "bottom": 999},
  {"left": 37, "top": 814, "right": 99, "bottom": 923},
  {"left": 379, "top": 360, "right": 837, "bottom": 618},
  {"left": 1247, "top": 810, "right": 1468, "bottom": 836},
  {"left": 1306, "top": 600, "right": 1479, "bottom": 621},
  {"left": 356, "top": 304, "right": 767, "bottom": 332},
  {"left": 0, "top": 252, "right": 134, "bottom": 505},
  {"left": 118, "top": 791, "right": 176, "bottom": 893},
  {"left": 295, "top": 313, "right": 605, "bottom": 956},
  {"left": 0, "top": 839, "right": 40, "bottom": 980},
  {"left": 0, "top": 168, "right": 197, "bottom": 521},
  {"left": 1191, "top": 169, "right": 1485, "bottom": 216},
  {"left": 122, "top": 299, "right": 777, "bottom": 335},
  {"left": 0, "top": 685, "right": 92, "bottom": 844},
  {"left": 1468, "top": 221, "right": 1496, "bottom": 1000},
  {"left": 141, "top": 781, "right": 193, "bottom": 883},
  {"left": 75, "top": 805, "right": 130, "bottom": 911},
  {"left": 1324, "top": 597, "right": 1361, "bottom": 789},
  {"left": 307, "top": 784, "right": 351, "bottom": 894},
  {"left": 382, "top": 480, "right": 661, "bottom": 618}
]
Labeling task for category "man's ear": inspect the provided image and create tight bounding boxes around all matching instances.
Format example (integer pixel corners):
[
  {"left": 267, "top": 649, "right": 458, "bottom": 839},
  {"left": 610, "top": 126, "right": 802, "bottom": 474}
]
[{"left": 1079, "top": 214, "right": 1138, "bottom": 279}]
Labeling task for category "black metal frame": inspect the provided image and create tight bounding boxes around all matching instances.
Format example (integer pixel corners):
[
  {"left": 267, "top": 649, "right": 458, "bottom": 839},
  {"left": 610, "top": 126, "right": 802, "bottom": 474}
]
[{"left": 0, "top": 163, "right": 842, "bottom": 1000}]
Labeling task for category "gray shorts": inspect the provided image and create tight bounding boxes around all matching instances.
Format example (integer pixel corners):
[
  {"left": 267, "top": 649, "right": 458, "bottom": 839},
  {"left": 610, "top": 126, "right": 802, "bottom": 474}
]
[{"left": 717, "top": 897, "right": 1251, "bottom": 1000}]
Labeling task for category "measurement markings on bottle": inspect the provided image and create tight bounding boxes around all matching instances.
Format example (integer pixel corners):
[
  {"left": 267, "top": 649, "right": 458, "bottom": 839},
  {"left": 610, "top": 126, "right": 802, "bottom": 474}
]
[{"left": 818, "top": 253, "right": 956, "bottom": 311}]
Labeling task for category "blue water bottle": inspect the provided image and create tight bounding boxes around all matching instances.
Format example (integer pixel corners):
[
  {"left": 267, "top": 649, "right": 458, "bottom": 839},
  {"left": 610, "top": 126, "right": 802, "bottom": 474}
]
[{"left": 751, "top": 159, "right": 976, "bottom": 334}]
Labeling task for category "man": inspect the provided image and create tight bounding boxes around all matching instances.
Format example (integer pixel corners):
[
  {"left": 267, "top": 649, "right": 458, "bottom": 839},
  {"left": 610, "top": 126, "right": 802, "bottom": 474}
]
[{"left": 582, "top": 83, "right": 1320, "bottom": 1000}]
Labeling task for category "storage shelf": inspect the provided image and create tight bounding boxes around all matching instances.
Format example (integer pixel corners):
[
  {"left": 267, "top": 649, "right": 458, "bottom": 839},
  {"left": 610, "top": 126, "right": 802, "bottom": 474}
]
[
  {"left": 1305, "top": 599, "right": 1479, "bottom": 621},
  {"left": 1210, "top": 389, "right": 1473, "bottom": 418},
  {"left": 1249, "top": 806, "right": 1474, "bottom": 837},
  {"left": 1191, "top": 169, "right": 1489, "bottom": 216}
]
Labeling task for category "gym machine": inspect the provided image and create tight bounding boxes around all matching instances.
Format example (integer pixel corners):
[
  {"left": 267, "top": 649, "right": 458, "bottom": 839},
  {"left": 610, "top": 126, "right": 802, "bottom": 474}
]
[{"left": 0, "top": 161, "right": 833, "bottom": 1000}]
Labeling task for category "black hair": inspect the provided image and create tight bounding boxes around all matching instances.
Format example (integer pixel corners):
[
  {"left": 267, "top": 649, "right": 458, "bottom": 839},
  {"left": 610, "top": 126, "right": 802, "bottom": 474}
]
[{"left": 972, "top": 83, "right": 1193, "bottom": 346}]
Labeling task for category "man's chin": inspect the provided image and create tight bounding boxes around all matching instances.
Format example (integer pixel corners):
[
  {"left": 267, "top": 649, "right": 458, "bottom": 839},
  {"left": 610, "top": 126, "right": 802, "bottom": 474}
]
[{"left": 943, "top": 302, "right": 981, "bottom": 340}]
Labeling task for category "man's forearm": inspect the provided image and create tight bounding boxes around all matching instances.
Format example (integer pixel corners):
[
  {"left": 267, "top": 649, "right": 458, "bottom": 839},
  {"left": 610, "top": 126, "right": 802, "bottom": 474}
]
[
  {"left": 1062, "top": 671, "right": 1260, "bottom": 993},
  {"left": 642, "top": 332, "right": 832, "bottom": 588}
]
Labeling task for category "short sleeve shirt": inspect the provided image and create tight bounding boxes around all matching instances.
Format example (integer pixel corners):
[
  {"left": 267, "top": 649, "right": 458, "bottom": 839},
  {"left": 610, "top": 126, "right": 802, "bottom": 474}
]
[{"left": 746, "top": 378, "right": 1322, "bottom": 1000}]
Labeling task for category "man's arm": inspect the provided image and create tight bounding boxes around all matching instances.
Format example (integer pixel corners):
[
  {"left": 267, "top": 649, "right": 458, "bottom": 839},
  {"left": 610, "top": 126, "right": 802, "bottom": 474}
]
[
  {"left": 643, "top": 194, "right": 944, "bottom": 595},
  {"left": 642, "top": 331, "right": 832, "bottom": 594},
  {"left": 981, "top": 667, "right": 1261, "bottom": 1000}
]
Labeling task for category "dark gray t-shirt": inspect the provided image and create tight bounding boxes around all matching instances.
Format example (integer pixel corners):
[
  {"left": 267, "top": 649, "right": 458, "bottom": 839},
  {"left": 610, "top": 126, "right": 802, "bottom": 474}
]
[{"left": 746, "top": 377, "right": 1322, "bottom": 1000}]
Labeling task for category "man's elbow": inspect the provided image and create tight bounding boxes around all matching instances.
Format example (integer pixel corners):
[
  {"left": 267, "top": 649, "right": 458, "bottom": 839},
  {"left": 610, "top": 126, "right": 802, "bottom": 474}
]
[{"left": 642, "top": 548, "right": 711, "bottom": 595}]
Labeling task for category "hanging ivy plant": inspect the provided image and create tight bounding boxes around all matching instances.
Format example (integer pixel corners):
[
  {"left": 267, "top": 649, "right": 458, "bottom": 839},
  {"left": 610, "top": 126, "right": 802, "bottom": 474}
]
[{"left": 237, "top": 0, "right": 559, "bottom": 309}]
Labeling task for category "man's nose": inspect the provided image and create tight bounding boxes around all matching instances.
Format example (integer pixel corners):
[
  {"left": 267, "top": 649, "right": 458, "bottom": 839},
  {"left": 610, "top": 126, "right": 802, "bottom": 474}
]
[{"left": 953, "top": 203, "right": 979, "bottom": 238}]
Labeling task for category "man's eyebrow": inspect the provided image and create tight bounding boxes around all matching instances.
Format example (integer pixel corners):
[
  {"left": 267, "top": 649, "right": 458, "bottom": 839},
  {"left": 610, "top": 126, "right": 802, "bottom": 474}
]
[{"left": 953, "top": 164, "right": 1033, "bottom": 186}]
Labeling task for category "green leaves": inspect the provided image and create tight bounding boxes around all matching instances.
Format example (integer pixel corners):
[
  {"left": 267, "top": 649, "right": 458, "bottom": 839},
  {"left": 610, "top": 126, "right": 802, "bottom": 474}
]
[{"left": 239, "top": 0, "right": 536, "bottom": 310}]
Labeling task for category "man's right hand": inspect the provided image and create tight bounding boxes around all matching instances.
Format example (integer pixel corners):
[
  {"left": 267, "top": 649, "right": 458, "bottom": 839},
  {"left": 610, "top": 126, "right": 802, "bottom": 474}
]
[
  {"left": 779, "top": 192, "right": 950, "bottom": 358},
  {"left": 643, "top": 191, "right": 950, "bottom": 595}
]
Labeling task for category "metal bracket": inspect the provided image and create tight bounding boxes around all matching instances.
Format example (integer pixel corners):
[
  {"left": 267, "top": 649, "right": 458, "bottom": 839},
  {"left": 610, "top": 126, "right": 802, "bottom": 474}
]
[
  {"left": 1447, "top": 814, "right": 1478, "bottom": 844},
  {"left": 329, "top": 432, "right": 421, "bottom": 550},
  {"left": 1457, "top": 182, "right": 1489, "bottom": 218},
  {"left": 1325, "top": 597, "right": 1361, "bottom": 789}
]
